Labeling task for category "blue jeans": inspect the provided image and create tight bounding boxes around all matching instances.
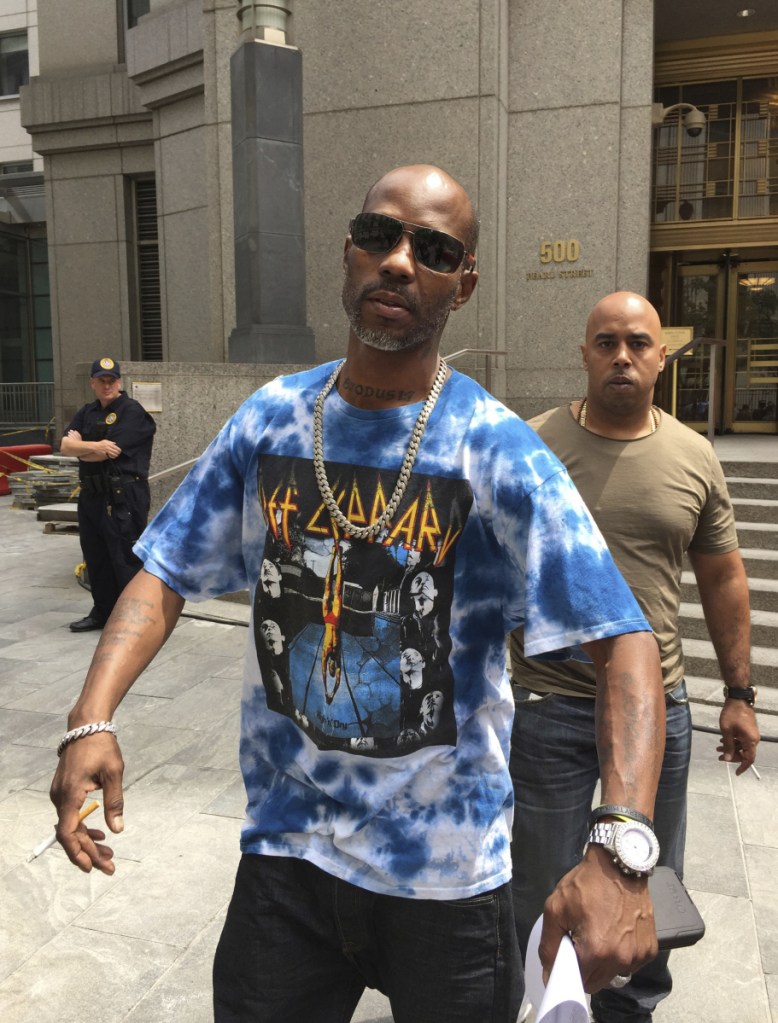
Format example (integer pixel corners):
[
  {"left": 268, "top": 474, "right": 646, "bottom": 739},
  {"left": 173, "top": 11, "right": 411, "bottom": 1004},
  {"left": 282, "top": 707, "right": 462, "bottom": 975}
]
[
  {"left": 509, "top": 681, "right": 691, "bottom": 1022},
  {"left": 213, "top": 853, "right": 523, "bottom": 1023}
]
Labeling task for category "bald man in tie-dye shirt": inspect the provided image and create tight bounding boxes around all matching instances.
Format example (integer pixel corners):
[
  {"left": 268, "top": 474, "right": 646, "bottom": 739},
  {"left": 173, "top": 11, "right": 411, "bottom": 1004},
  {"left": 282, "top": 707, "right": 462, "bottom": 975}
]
[{"left": 51, "top": 166, "right": 665, "bottom": 1023}]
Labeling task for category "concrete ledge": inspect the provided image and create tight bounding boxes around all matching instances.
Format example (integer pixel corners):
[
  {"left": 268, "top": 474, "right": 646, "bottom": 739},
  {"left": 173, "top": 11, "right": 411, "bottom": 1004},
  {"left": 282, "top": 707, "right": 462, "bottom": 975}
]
[{"left": 36, "top": 503, "right": 78, "bottom": 523}]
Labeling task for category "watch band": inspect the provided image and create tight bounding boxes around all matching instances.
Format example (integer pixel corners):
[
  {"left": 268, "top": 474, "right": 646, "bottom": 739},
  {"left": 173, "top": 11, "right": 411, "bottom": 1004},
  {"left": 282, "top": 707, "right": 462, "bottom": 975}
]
[
  {"left": 723, "top": 685, "right": 757, "bottom": 706},
  {"left": 590, "top": 804, "right": 654, "bottom": 831}
]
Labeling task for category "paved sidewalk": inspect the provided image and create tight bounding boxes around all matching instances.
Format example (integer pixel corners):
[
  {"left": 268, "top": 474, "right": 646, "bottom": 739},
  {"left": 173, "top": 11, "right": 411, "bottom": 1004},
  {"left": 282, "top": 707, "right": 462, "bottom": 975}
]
[{"left": 0, "top": 492, "right": 776, "bottom": 1022}]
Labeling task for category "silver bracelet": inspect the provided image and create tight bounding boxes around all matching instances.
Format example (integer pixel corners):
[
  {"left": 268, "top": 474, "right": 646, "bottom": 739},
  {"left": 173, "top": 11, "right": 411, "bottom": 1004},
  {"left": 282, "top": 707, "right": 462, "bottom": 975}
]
[{"left": 57, "top": 721, "right": 118, "bottom": 757}]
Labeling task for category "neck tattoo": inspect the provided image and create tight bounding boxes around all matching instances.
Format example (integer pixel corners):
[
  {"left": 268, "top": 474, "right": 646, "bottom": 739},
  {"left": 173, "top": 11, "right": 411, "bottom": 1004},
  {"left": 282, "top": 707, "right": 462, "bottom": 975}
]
[
  {"left": 341, "top": 375, "right": 416, "bottom": 403},
  {"left": 313, "top": 358, "right": 448, "bottom": 540},
  {"left": 577, "top": 397, "right": 658, "bottom": 435}
]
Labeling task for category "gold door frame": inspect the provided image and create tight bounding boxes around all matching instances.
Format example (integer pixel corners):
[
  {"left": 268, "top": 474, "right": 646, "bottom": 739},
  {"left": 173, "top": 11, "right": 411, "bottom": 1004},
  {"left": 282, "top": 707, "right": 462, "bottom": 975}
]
[
  {"left": 673, "top": 263, "right": 726, "bottom": 433},
  {"left": 726, "top": 259, "right": 778, "bottom": 433}
]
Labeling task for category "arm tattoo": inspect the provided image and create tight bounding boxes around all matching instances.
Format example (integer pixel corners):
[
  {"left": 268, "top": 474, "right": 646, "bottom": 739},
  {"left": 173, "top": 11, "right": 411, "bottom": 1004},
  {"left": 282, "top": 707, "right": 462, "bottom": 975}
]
[{"left": 596, "top": 670, "right": 653, "bottom": 802}]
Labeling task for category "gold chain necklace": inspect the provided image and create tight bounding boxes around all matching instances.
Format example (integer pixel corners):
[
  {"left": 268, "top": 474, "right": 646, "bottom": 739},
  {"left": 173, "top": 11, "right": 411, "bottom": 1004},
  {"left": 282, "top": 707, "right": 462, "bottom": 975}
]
[
  {"left": 312, "top": 358, "right": 448, "bottom": 540},
  {"left": 577, "top": 398, "right": 658, "bottom": 434}
]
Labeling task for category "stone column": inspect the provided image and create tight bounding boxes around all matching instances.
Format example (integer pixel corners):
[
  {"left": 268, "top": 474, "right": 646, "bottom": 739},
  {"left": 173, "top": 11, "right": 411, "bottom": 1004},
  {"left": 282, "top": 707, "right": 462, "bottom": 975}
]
[{"left": 228, "top": 1, "right": 315, "bottom": 363}]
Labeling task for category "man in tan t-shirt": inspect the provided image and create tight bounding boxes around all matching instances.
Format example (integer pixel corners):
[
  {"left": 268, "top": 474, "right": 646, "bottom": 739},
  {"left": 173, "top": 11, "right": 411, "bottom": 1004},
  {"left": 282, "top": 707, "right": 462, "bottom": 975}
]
[{"left": 510, "top": 291, "right": 759, "bottom": 1023}]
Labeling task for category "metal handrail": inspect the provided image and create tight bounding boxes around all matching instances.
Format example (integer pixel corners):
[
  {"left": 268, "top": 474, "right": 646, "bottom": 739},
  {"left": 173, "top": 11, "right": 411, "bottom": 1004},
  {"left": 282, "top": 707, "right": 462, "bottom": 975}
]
[
  {"left": 445, "top": 348, "right": 506, "bottom": 395},
  {"left": 148, "top": 458, "right": 198, "bottom": 482},
  {"left": 147, "top": 350, "right": 508, "bottom": 483},
  {"left": 664, "top": 336, "right": 726, "bottom": 445}
]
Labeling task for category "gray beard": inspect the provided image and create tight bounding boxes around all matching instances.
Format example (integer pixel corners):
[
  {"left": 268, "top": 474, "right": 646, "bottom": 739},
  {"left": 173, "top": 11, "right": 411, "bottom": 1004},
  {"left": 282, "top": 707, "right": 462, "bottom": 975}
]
[
  {"left": 352, "top": 322, "right": 440, "bottom": 352},
  {"left": 342, "top": 278, "right": 455, "bottom": 352}
]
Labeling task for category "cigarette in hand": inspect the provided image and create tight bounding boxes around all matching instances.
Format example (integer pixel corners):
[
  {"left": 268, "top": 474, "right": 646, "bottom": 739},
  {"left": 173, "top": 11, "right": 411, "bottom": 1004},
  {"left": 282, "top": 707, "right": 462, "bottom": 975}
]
[{"left": 26, "top": 799, "right": 101, "bottom": 862}]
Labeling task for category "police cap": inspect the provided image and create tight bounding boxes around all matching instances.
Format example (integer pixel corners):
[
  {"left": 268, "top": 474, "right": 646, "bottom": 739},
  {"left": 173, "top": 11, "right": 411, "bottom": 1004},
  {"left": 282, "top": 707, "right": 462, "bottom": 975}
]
[{"left": 90, "top": 357, "right": 121, "bottom": 379}]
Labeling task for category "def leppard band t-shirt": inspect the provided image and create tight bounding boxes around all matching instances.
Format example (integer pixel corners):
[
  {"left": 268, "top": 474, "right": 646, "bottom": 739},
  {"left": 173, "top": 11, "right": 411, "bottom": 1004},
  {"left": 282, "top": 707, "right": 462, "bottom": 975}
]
[{"left": 136, "top": 362, "right": 650, "bottom": 899}]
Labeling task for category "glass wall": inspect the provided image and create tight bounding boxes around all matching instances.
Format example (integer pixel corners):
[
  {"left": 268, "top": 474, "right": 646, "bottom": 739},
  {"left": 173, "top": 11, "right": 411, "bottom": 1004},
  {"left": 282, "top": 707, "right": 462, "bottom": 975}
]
[
  {"left": 653, "top": 77, "right": 778, "bottom": 224},
  {"left": 0, "top": 230, "right": 30, "bottom": 383},
  {"left": 31, "top": 237, "right": 52, "bottom": 384},
  {"left": 0, "top": 228, "right": 50, "bottom": 384}
]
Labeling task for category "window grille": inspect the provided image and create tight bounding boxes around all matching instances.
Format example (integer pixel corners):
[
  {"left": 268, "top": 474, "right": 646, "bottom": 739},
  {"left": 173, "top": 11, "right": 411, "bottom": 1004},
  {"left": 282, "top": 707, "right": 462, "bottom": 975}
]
[
  {"left": 652, "top": 77, "right": 778, "bottom": 224},
  {"left": 134, "top": 179, "right": 163, "bottom": 361}
]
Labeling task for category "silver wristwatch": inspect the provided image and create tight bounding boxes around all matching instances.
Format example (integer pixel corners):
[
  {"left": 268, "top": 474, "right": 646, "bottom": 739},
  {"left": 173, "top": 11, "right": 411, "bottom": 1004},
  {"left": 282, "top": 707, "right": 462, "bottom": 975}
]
[{"left": 585, "top": 820, "right": 660, "bottom": 877}]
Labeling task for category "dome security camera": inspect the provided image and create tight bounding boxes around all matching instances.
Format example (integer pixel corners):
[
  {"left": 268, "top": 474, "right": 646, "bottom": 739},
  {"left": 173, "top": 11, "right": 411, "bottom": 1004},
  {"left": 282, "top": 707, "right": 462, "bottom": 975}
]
[
  {"left": 683, "top": 107, "right": 706, "bottom": 138},
  {"left": 651, "top": 102, "right": 707, "bottom": 137}
]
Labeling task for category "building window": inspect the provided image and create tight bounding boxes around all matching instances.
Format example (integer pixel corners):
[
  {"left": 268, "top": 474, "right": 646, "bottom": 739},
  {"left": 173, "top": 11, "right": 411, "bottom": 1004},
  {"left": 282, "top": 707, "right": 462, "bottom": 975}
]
[
  {"left": 652, "top": 77, "right": 778, "bottom": 224},
  {"left": 1, "top": 161, "right": 34, "bottom": 176},
  {"left": 124, "top": 0, "right": 151, "bottom": 31},
  {"left": 0, "top": 32, "right": 29, "bottom": 97},
  {"left": 131, "top": 178, "right": 163, "bottom": 361},
  {"left": 739, "top": 78, "right": 778, "bottom": 220}
]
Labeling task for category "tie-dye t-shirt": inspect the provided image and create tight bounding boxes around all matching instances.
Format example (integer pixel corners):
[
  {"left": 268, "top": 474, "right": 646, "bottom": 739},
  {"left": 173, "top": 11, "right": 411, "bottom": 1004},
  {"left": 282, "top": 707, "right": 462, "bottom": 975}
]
[{"left": 136, "top": 362, "right": 649, "bottom": 899}]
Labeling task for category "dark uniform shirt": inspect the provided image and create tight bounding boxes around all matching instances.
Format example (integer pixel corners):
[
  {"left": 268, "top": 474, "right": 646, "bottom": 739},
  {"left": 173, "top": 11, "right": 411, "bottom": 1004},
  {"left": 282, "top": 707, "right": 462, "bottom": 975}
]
[{"left": 66, "top": 392, "right": 156, "bottom": 482}]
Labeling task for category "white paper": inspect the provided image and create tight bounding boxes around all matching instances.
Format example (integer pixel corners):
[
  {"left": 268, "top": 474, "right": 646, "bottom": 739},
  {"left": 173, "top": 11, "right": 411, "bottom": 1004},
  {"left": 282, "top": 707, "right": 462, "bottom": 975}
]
[{"left": 517, "top": 915, "right": 589, "bottom": 1023}]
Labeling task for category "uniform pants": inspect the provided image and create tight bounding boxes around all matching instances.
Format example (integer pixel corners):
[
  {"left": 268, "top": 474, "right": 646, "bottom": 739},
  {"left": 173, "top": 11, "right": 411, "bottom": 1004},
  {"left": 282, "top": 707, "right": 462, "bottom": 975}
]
[
  {"left": 77, "top": 481, "right": 150, "bottom": 623},
  {"left": 213, "top": 854, "right": 523, "bottom": 1023},
  {"left": 510, "top": 681, "right": 691, "bottom": 1022}
]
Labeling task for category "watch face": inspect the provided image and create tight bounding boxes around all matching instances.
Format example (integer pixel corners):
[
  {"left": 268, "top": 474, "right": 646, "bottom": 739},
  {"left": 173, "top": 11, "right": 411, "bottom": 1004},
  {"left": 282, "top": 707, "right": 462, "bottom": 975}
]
[{"left": 614, "top": 823, "right": 659, "bottom": 873}]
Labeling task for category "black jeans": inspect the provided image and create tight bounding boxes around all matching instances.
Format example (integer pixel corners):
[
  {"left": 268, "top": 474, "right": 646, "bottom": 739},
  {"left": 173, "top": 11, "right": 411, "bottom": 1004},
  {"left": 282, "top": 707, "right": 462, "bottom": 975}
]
[{"left": 213, "top": 854, "right": 523, "bottom": 1023}]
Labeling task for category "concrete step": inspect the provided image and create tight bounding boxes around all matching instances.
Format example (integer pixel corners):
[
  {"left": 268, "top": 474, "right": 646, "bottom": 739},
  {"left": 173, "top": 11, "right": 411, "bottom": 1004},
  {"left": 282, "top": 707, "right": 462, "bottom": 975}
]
[
  {"left": 679, "top": 601, "right": 778, "bottom": 647},
  {"left": 739, "top": 547, "right": 778, "bottom": 579},
  {"left": 726, "top": 476, "right": 778, "bottom": 499},
  {"left": 735, "top": 521, "right": 778, "bottom": 550},
  {"left": 682, "top": 637, "right": 777, "bottom": 688},
  {"left": 683, "top": 549, "right": 778, "bottom": 579},
  {"left": 731, "top": 497, "right": 778, "bottom": 523},
  {"left": 681, "top": 571, "right": 778, "bottom": 613},
  {"left": 720, "top": 459, "right": 778, "bottom": 480},
  {"left": 686, "top": 674, "right": 778, "bottom": 718}
]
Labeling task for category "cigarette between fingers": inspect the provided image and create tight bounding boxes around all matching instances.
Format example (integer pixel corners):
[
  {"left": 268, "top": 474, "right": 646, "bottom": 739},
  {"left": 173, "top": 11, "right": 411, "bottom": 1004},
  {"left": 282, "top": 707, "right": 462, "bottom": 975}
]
[{"left": 26, "top": 799, "right": 101, "bottom": 862}]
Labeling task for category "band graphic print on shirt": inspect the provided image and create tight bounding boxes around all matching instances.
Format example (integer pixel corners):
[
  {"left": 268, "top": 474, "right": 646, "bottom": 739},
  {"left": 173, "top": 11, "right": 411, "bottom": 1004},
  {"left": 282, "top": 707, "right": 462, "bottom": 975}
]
[{"left": 254, "top": 455, "right": 474, "bottom": 757}]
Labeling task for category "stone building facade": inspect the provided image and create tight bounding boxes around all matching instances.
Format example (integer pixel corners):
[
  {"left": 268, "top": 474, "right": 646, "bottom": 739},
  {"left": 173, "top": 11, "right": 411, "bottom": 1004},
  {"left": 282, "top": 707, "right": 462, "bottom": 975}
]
[{"left": 16, "top": 1, "right": 778, "bottom": 482}]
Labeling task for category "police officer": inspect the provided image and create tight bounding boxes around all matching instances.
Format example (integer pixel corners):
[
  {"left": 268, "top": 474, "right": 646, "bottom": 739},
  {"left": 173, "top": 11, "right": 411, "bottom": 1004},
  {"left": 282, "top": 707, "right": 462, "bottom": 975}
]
[{"left": 61, "top": 357, "right": 156, "bottom": 632}]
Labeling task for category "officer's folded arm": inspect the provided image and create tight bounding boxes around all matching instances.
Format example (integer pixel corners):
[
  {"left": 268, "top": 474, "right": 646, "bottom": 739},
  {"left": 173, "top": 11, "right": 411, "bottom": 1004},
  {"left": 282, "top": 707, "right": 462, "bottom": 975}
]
[{"left": 61, "top": 435, "right": 119, "bottom": 461}]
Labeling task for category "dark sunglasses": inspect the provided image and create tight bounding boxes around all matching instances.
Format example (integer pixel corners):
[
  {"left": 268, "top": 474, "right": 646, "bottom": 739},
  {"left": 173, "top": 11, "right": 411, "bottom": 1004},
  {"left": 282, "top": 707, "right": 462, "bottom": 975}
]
[{"left": 349, "top": 212, "right": 475, "bottom": 274}]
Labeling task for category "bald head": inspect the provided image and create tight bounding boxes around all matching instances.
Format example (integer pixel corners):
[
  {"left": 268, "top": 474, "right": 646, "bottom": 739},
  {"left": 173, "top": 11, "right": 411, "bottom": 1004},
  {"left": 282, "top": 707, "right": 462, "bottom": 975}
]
[
  {"left": 581, "top": 291, "right": 666, "bottom": 430},
  {"left": 362, "top": 165, "right": 479, "bottom": 253},
  {"left": 586, "top": 292, "right": 661, "bottom": 344}
]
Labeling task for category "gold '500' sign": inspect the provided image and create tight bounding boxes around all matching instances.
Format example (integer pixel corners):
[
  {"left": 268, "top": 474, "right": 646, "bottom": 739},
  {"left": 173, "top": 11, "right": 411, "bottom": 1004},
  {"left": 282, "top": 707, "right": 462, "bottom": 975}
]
[{"left": 539, "top": 239, "right": 580, "bottom": 263}]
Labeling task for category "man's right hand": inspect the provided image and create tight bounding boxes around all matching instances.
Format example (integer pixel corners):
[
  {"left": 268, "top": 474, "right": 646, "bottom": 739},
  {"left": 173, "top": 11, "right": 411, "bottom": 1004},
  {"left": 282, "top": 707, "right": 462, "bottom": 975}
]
[
  {"left": 95, "top": 439, "right": 122, "bottom": 459},
  {"left": 50, "top": 733, "right": 125, "bottom": 874},
  {"left": 539, "top": 845, "right": 658, "bottom": 993},
  {"left": 49, "top": 572, "right": 186, "bottom": 873}
]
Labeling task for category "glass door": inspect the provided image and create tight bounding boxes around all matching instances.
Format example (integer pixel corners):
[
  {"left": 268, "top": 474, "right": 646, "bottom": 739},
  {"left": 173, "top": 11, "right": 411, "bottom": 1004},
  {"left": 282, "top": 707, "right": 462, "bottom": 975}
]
[
  {"left": 673, "top": 265, "right": 725, "bottom": 427},
  {"left": 653, "top": 252, "right": 778, "bottom": 432},
  {"left": 728, "top": 263, "right": 778, "bottom": 433}
]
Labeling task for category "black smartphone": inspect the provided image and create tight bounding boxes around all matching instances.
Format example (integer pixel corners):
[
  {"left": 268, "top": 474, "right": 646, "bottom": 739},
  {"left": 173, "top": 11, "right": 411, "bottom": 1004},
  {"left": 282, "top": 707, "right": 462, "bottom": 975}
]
[{"left": 649, "top": 866, "right": 706, "bottom": 950}]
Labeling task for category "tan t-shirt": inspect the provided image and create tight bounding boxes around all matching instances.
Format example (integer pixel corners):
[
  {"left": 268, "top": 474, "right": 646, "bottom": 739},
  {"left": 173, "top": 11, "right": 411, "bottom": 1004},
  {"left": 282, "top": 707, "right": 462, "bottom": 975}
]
[{"left": 509, "top": 406, "right": 738, "bottom": 696}]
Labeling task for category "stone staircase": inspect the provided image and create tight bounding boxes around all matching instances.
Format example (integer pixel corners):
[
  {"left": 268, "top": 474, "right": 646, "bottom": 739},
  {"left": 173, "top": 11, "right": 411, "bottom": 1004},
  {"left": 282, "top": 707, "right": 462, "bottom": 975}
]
[{"left": 681, "top": 457, "right": 778, "bottom": 727}]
